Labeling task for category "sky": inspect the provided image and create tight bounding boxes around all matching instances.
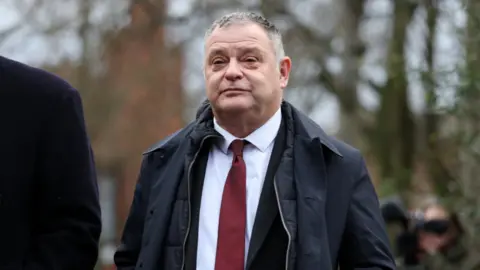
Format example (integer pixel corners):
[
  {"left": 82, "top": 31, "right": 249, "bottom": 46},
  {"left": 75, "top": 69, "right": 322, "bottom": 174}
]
[{"left": 0, "top": 0, "right": 466, "bottom": 134}]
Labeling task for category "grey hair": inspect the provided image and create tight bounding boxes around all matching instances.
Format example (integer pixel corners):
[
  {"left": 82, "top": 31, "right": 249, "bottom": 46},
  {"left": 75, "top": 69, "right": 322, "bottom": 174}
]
[{"left": 204, "top": 11, "right": 286, "bottom": 63}]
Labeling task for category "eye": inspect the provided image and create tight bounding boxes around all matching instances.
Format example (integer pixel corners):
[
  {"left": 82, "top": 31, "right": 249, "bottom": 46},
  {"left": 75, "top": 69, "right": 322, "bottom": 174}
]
[
  {"left": 212, "top": 58, "right": 226, "bottom": 65},
  {"left": 244, "top": 57, "right": 257, "bottom": 62}
]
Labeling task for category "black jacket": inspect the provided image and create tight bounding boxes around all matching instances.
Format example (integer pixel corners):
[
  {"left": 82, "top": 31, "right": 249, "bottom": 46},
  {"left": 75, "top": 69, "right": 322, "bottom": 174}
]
[
  {"left": 0, "top": 56, "right": 101, "bottom": 270},
  {"left": 114, "top": 101, "right": 395, "bottom": 270}
]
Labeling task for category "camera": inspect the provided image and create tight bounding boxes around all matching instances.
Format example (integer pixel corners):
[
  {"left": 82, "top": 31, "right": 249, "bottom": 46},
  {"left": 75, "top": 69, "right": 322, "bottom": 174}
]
[{"left": 380, "top": 197, "right": 466, "bottom": 267}]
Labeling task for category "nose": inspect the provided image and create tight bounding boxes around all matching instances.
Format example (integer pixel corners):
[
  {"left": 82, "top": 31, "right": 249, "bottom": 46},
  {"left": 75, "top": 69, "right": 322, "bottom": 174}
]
[{"left": 224, "top": 59, "right": 243, "bottom": 81}]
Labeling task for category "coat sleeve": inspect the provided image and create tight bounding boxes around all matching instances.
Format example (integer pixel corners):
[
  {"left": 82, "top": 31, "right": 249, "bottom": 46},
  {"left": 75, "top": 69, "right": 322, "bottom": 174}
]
[
  {"left": 25, "top": 87, "right": 102, "bottom": 269},
  {"left": 114, "top": 156, "right": 151, "bottom": 270},
  {"left": 338, "top": 155, "right": 396, "bottom": 270}
]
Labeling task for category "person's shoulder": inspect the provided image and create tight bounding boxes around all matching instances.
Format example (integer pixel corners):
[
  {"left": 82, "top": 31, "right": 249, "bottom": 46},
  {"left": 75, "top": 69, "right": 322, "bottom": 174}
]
[
  {"left": 142, "top": 122, "right": 197, "bottom": 156},
  {"left": 315, "top": 133, "right": 365, "bottom": 174},
  {"left": 289, "top": 104, "right": 362, "bottom": 161},
  {"left": 291, "top": 107, "right": 364, "bottom": 170},
  {"left": 327, "top": 135, "right": 362, "bottom": 160},
  {"left": 0, "top": 56, "right": 79, "bottom": 101}
]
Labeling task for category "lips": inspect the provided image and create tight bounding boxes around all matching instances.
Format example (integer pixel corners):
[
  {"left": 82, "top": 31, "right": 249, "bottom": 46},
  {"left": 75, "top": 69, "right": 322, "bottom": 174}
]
[{"left": 221, "top": 88, "right": 250, "bottom": 94}]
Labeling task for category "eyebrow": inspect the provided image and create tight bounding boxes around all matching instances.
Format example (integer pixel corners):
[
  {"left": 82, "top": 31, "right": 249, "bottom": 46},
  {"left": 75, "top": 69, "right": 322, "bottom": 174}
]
[
  {"left": 207, "top": 48, "right": 227, "bottom": 59},
  {"left": 238, "top": 47, "right": 263, "bottom": 55},
  {"left": 206, "top": 46, "right": 263, "bottom": 60}
]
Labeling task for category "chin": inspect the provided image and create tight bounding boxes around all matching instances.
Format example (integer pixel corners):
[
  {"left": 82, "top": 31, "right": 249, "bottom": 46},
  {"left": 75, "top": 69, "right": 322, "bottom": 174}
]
[{"left": 216, "top": 99, "right": 253, "bottom": 114}]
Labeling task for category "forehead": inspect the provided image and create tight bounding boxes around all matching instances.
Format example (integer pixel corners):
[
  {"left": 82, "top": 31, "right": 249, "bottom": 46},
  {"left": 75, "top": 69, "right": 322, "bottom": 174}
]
[
  {"left": 205, "top": 23, "right": 273, "bottom": 53},
  {"left": 424, "top": 206, "right": 448, "bottom": 220}
]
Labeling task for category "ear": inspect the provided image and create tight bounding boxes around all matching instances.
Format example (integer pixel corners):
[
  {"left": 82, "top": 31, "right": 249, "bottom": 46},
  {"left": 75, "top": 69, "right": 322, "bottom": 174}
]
[{"left": 279, "top": 57, "right": 292, "bottom": 89}]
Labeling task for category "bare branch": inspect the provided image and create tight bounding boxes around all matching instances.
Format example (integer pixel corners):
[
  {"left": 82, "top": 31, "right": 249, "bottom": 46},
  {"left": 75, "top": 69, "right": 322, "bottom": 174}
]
[
  {"left": 0, "top": 0, "right": 44, "bottom": 45},
  {"left": 0, "top": 23, "right": 23, "bottom": 44}
]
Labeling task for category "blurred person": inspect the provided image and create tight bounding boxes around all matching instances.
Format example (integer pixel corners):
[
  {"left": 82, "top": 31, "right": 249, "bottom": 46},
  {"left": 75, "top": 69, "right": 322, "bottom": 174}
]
[
  {"left": 114, "top": 11, "right": 395, "bottom": 270},
  {"left": 381, "top": 198, "right": 466, "bottom": 269},
  {"left": 0, "top": 56, "right": 101, "bottom": 269},
  {"left": 417, "top": 204, "right": 466, "bottom": 269},
  {"left": 418, "top": 205, "right": 453, "bottom": 255}
]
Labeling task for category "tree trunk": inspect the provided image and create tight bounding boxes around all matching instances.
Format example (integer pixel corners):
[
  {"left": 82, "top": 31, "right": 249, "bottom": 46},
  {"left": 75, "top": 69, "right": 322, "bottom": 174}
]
[
  {"left": 334, "top": 0, "right": 367, "bottom": 149},
  {"left": 373, "top": 1, "right": 417, "bottom": 201}
]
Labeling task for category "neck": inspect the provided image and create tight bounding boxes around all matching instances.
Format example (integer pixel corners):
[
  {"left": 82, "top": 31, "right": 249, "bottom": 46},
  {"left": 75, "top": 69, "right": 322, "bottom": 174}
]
[{"left": 214, "top": 107, "right": 278, "bottom": 138}]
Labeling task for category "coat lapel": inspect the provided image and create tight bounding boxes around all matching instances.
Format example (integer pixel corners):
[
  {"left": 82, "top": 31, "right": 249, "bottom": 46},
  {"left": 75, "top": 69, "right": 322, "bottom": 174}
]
[
  {"left": 246, "top": 118, "right": 286, "bottom": 269},
  {"left": 246, "top": 165, "right": 279, "bottom": 269},
  {"left": 292, "top": 136, "right": 332, "bottom": 269}
]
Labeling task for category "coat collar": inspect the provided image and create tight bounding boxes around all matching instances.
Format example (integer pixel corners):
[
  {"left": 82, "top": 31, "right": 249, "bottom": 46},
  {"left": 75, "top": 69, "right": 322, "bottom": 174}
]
[
  {"left": 194, "top": 99, "right": 342, "bottom": 157},
  {"left": 144, "top": 99, "right": 342, "bottom": 157},
  {"left": 287, "top": 104, "right": 342, "bottom": 157}
]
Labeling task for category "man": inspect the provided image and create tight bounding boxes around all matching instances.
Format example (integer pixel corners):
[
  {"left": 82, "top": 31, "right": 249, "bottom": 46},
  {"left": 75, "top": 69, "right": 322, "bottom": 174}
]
[
  {"left": 0, "top": 56, "right": 102, "bottom": 269},
  {"left": 114, "top": 12, "right": 395, "bottom": 270},
  {"left": 381, "top": 197, "right": 468, "bottom": 269},
  {"left": 412, "top": 204, "right": 466, "bottom": 270}
]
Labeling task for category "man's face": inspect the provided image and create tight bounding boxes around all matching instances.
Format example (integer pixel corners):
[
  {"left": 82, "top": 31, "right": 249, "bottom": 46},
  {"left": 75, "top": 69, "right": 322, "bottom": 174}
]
[
  {"left": 203, "top": 22, "right": 291, "bottom": 115},
  {"left": 419, "top": 206, "right": 453, "bottom": 254}
]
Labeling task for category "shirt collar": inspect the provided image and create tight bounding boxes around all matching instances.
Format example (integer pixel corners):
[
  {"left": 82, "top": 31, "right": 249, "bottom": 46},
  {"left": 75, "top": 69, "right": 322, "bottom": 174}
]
[{"left": 213, "top": 108, "right": 282, "bottom": 154}]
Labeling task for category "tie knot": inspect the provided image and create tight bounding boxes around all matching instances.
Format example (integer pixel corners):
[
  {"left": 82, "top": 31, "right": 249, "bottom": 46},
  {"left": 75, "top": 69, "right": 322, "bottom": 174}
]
[{"left": 229, "top": 139, "right": 246, "bottom": 157}]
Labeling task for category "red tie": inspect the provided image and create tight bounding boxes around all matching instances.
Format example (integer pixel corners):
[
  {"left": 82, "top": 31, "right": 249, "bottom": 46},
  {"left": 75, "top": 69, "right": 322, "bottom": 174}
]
[{"left": 215, "top": 139, "right": 247, "bottom": 270}]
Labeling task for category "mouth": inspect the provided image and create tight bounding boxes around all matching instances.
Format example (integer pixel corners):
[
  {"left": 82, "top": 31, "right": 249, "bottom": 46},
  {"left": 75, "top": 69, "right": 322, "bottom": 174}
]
[{"left": 221, "top": 88, "right": 250, "bottom": 94}]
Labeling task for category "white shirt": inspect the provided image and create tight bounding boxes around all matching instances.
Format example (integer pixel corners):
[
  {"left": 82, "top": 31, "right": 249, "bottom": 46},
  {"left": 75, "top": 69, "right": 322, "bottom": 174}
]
[{"left": 196, "top": 108, "right": 282, "bottom": 270}]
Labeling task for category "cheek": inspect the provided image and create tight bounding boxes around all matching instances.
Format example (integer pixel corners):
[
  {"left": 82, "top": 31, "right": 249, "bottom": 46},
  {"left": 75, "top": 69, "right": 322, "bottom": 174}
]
[
  {"left": 248, "top": 74, "right": 274, "bottom": 92},
  {"left": 244, "top": 71, "right": 265, "bottom": 86},
  {"left": 252, "top": 68, "right": 276, "bottom": 83},
  {"left": 205, "top": 74, "right": 222, "bottom": 97}
]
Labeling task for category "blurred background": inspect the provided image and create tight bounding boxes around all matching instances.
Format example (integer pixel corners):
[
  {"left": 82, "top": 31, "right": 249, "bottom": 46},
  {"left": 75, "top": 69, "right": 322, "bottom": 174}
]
[{"left": 1, "top": 0, "right": 479, "bottom": 269}]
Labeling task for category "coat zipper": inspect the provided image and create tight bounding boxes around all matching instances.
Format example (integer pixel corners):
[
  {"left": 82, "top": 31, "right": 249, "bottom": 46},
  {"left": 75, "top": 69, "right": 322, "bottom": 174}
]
[
  {"left": 273, "top": 177, "right": 292, "bottom": 270},
  {"left": 181, "top": 135, "right": 214, "bottom": 270}
]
